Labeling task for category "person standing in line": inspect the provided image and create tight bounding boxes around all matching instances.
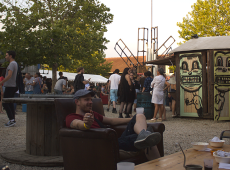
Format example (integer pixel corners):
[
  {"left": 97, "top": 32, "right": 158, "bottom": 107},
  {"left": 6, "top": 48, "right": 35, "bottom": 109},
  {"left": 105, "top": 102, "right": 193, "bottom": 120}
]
[
  {"left": 150, "top": 68, "right": 170, "bottom": 122},
  {"left": 74, "top": 67, "right": 90, "bottom": 92},
  {"left": 108, "top": 69, "right": 121, "bottom": 113},
  {"left": 132, "top": 75, "right": 140, "bottom": 112},
  {"left": 118, "top": 68, "right": 135, "bottom": 118},
  {"left": 0, "top": 51, "right": 18, "bottom": 127},
  {"left": 54, "top": 77, "right": 67, "bottom": 94},
  {"left": 31, "top": 72, "right": 42, "bottom": 94},
  {"left": 0, "top": 69, "right": 6, "bottom": 114},
  {"left": 23, "top": 73, "right": 34, "bottom": 94},
  {"left": 142, "top": 71, "right": 153, "bottom": 92}
]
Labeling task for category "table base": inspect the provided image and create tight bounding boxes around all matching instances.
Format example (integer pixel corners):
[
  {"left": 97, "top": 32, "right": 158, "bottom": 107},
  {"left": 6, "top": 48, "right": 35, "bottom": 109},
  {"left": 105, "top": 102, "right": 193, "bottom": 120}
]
[{"left": 1, "top": 150, "right": 63, "bottom": 167}]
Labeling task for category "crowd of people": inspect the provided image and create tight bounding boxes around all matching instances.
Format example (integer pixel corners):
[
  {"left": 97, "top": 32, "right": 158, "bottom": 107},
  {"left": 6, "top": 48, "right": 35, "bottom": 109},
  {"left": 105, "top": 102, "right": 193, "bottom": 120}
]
[
  {"left": 0, "top": 55, "right": 176, "bottom": 127},
  {"left": 103, "top": 67, "right": 177, "bottom": 121}
]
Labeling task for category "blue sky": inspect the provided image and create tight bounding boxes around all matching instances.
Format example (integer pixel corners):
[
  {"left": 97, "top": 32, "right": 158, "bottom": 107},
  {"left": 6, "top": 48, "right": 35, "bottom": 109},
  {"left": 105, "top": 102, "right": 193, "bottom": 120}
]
[{"left": 100, "top": 0, "right": 197, "bottom": 58}]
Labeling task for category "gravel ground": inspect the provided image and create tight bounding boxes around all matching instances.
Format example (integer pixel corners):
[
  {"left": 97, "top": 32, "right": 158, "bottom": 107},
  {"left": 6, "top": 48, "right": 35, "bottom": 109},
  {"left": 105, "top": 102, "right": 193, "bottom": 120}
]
[{"left": 0, "top": 105, "right": 229, "bottom": 169}]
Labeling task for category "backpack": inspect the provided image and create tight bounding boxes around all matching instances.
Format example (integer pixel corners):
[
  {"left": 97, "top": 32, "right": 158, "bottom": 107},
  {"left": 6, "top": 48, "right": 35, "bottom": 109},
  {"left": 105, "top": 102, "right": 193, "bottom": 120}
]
[{"left": 16, "top": 63, "right": 25, "bottom": 94}]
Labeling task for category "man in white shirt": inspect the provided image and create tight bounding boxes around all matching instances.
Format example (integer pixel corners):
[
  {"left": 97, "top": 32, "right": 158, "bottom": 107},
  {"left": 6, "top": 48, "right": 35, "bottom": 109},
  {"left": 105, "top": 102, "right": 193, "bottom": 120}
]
[
  {"left": 54, "top": 77, "right": 67, "bottom": 94},
  {"left": 23, "top": 73, "right": 35, "bottom": 94},
  {"left": 108, "top": 69, "right": 121, "bottom": 113}
]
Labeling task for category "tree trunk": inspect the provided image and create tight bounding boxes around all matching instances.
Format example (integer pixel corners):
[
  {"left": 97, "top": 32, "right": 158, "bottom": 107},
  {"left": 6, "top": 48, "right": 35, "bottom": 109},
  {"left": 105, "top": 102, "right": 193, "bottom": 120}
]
[{"left": 52, "top": 63, "right": 58, "bottom": 93}]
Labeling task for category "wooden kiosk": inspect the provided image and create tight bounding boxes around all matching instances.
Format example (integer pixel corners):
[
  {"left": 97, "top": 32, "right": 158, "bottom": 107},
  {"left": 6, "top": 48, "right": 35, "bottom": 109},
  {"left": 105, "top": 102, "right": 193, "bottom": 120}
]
[{"left": 147, "top": 36, "right": 230, "bottom": 120}]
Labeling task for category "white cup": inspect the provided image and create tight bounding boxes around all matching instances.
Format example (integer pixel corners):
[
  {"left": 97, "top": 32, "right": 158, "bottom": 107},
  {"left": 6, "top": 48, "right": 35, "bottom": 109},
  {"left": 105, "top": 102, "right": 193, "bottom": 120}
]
[
  {"left": 117, "top": 162, "right": 134, "bottom": 170},
  {"left": 136, "top": 107, "right": 144, "bottom": 114}
]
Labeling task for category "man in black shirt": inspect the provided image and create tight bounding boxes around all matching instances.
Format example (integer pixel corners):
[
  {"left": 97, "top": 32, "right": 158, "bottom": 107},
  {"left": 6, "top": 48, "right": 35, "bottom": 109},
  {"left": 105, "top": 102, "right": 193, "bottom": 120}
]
[{"left": 74, "top": 67, "right": 90, "bottom": 92}]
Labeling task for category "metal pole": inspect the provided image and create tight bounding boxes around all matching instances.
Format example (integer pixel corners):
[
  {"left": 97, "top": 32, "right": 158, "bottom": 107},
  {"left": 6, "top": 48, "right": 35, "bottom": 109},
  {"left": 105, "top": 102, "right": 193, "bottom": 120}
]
[{"left": 151, "top": 0, "right": 152, "bottom": 28}]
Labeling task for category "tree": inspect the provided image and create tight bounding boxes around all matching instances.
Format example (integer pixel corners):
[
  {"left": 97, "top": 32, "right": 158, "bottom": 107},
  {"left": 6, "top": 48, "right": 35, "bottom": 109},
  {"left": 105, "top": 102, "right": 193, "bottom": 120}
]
[
  {"left": 58, "top": 52, "right": 112, "bottom": 76},
  {"left": 0, "top": 0, "right": 113, "bottom": 90},
  {"left": 177, "top": 0, "right": 230, "bottom": 45}
]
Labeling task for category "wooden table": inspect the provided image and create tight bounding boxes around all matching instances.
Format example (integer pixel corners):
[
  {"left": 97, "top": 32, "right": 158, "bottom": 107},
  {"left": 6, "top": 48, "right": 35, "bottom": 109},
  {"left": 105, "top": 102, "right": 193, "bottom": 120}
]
[
  {"left": 3, "top": 98, "right": 61, "bottom": 156},
  {"left": 135, "top": 145, "right": 230, "bottom": 170}
]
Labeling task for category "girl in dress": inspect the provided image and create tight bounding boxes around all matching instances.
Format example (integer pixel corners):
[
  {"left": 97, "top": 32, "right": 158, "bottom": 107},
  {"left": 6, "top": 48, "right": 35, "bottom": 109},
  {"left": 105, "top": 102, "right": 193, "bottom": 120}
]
[{"left": 151, "top": 68, "right": 170, "bottom": 121}]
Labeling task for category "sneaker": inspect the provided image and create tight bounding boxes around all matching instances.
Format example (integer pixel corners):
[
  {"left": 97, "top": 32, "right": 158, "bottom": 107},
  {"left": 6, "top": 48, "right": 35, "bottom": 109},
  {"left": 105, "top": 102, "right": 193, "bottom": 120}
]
[
  {"left": 112, "top": 108, "right": 117, "bottom": 113},
  {"left": 5, "top": 120, "right": 16, "bottom": 127},
  {"left": 106, "top": 108, "right": 109, "bottom": 112},
  {"left": 134, "top": 129, "right": 161, "bottom": 150},
  {"left": 146, "top": 126, "right": 153, "bottom": 133}
]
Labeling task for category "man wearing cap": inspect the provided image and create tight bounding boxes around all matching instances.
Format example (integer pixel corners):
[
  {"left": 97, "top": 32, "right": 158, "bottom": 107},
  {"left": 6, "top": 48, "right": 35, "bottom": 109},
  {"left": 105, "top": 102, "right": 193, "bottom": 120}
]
[{"left": 66, "top": 89, "right": 162, "bottom": 154}]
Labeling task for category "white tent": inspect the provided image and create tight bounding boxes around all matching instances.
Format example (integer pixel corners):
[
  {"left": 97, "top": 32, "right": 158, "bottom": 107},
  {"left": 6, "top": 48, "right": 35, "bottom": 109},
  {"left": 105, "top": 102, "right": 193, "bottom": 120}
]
[{"left": 39, "top": 70, "right": 108, "bottom": 83}]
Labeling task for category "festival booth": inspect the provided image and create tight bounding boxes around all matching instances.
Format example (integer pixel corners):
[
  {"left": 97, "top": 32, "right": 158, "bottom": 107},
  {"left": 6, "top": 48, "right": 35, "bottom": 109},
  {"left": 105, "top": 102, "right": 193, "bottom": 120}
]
[{"left": 147, "top": 36, "right": 230, "bottom": 120}]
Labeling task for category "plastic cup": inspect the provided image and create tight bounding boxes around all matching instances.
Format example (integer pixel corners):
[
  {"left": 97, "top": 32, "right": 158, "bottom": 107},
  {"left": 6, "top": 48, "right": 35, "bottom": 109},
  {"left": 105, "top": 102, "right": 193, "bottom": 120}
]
[
  {"left": 136, "top": 107, "right": 144, "bottom": 114},
  {"left": 117, "top": 162, "right": 134, "bottom": 170},
  {"left": 204, "top": 159, "right": 213, "bottom": 170}
]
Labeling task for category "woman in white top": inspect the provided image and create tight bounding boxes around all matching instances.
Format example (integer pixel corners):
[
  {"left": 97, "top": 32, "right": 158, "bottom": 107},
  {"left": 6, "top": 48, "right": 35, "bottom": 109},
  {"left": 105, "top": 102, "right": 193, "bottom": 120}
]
[{"left": 150, "top": 68, "right": 170, "bottom": 121}]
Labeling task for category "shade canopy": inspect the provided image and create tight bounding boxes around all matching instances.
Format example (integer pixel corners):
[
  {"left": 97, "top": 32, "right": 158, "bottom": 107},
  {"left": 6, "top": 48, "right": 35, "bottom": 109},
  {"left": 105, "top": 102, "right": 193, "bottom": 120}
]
[
  {"left": 170, "top": 36, "right": 230, "bottom": 54},
  {"left": 146, "top": 56, "right": 175, "bottom": 65},
  {"left": 40, "top": 71, "right": 108, "bottom": 83}
]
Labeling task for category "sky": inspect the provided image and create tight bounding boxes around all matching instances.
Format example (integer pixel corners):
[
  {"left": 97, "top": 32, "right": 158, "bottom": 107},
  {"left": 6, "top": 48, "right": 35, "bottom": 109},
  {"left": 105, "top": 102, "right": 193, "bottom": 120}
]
[{"left": 100, "top": 0, "right": 197, "bottom": 58}]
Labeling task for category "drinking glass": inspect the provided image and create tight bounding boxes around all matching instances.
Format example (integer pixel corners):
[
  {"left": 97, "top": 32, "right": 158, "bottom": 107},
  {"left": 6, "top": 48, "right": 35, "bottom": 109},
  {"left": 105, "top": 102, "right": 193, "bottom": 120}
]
[
  {"left": 136, "top": 107, "right": 144, "bottom": 114},
  {"left": 204, "top": 159, "right": 213, "bottom": 170},
  {"left": 117, "top": 162, "right": 134, "bottom": 170}
]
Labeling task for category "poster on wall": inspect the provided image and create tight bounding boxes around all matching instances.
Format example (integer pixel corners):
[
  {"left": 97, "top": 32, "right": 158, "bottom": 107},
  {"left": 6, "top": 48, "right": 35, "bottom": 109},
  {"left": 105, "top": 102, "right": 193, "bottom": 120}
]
[
  {"left": 179, "top": 53, "right": 203, "bottom": 117},
  {"left": 214, "top": 51, "right": 230, "bottom": 121}
]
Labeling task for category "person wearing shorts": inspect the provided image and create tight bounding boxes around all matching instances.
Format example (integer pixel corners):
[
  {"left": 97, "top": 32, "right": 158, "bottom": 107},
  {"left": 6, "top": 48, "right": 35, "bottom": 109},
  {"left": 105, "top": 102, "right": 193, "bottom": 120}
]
[{"left": 108, "top": 69, "right": 121, "bottom": 113}]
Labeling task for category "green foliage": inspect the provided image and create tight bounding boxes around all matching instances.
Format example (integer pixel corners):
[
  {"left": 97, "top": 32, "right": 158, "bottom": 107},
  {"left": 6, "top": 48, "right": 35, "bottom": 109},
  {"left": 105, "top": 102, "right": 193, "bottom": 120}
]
[
  {"left": 58, "top": 52, "right": 112, "bottom": 76},
  {"left": 0, "top": 0, "right": 113, "bottom": 75},
  {"left": 177, "top": 0, "right": 230, "bottom": 45},
  {"left": 169, "top": 65, "right": 176, "bottom": 72}
]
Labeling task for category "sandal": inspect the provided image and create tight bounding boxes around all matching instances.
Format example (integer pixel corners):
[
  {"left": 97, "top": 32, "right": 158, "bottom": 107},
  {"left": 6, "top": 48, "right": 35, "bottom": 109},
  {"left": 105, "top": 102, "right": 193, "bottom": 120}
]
[
  {"left": 157, "top": 118, "right": 162, "bottom": 122},
  {"left": 150, "top": 118, "right": 157, "bottom": 122}
]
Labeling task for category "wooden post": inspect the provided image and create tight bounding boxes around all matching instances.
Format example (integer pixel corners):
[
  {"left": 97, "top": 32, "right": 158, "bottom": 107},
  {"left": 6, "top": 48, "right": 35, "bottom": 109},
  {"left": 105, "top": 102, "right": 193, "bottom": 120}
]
[
  {"left": 175, "top": 53, "right": 180, "bottom": 116},
  {"left": 202, "top": 51, "right": 208, "bottom": 116},
  {"left": 207, "top": 50, "right": 214, "bottom": 118}
]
